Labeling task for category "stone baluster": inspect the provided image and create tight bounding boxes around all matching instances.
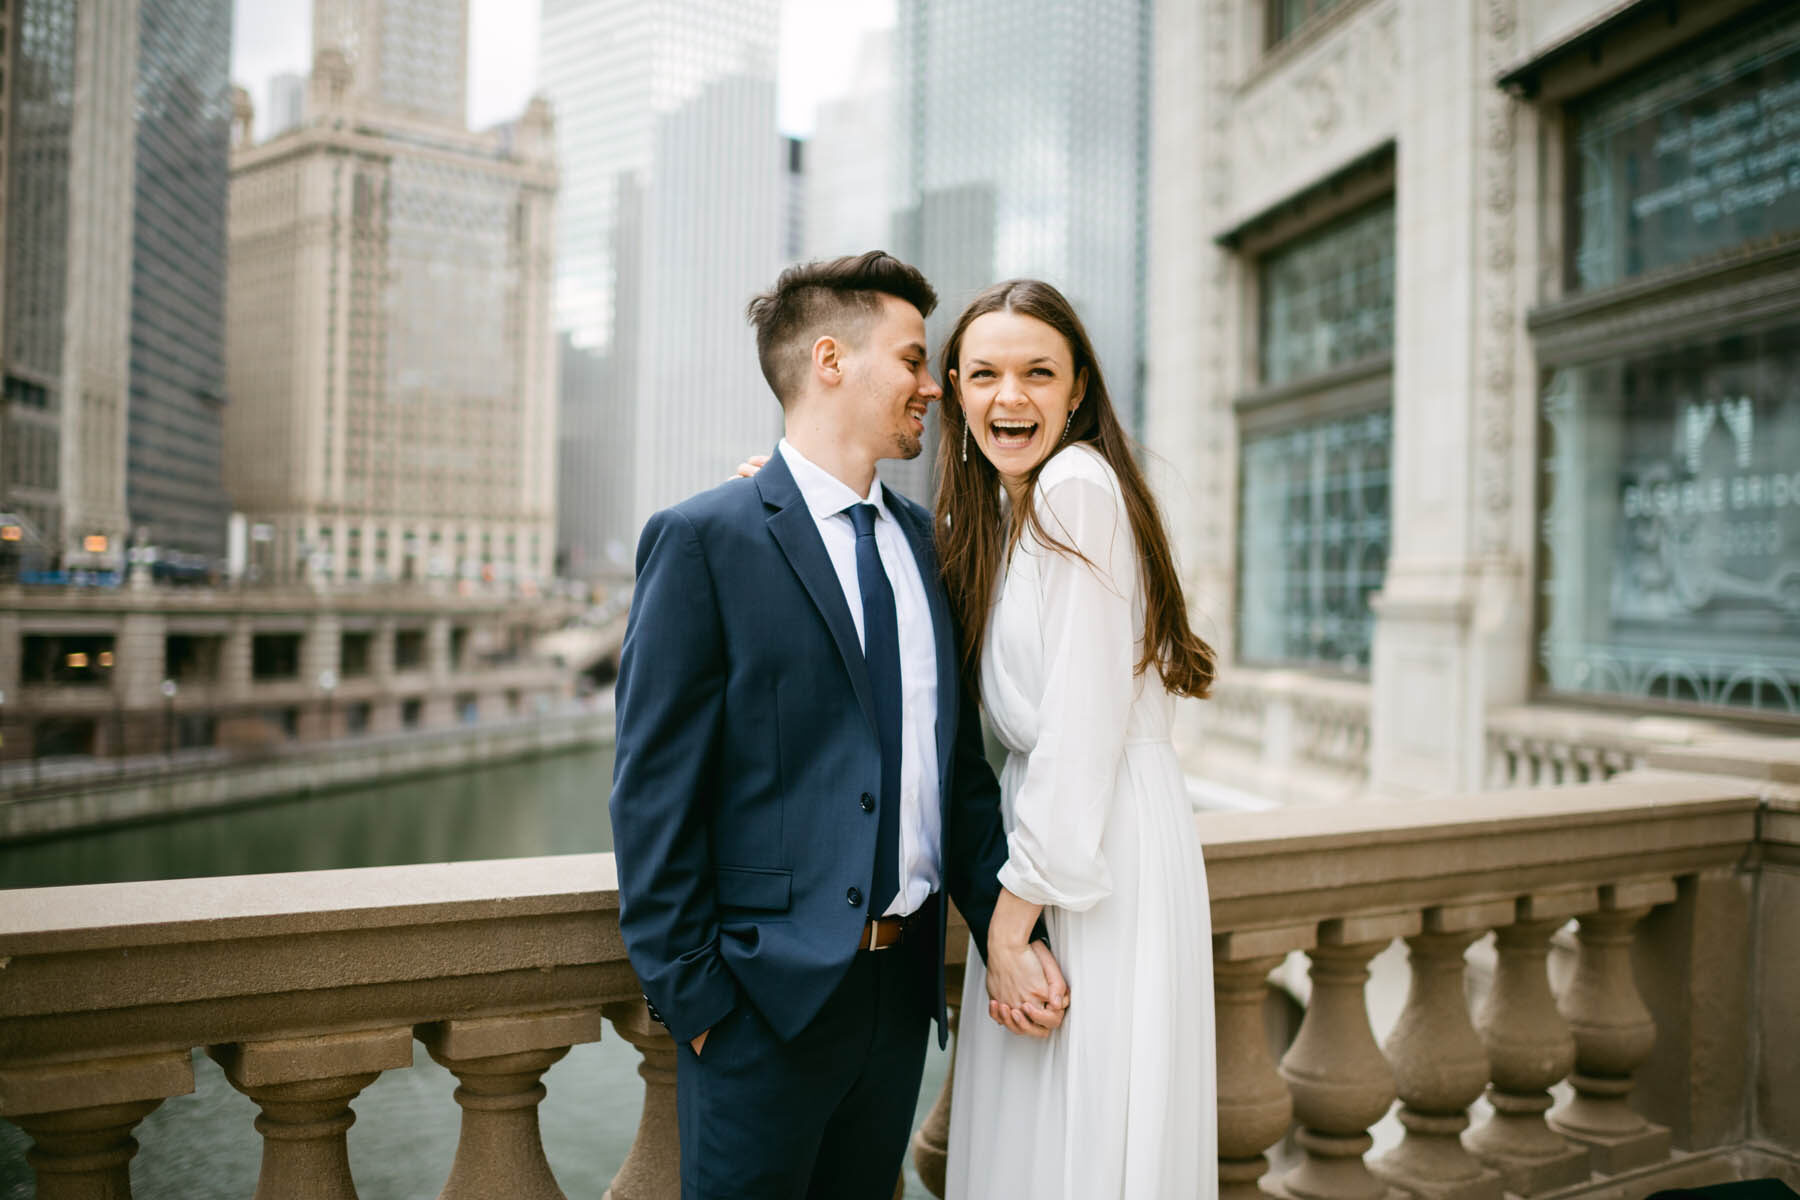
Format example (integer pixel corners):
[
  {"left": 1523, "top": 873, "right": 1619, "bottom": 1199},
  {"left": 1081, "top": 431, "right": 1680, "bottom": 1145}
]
[
  {"left": 1279, "top": 912, "right": 1419, "bottom": 1200},
  {"left": 1549, "top": 879, "right": 1676, "bottom": 1173},
  {"left": 1214, "top": 923, "right": 1314, "bottom": 1200},
  {"left": 210, "top": 1027, "right": 412, "bottom": 1200},
  {"left": 0, "top": 1051, "right": 194, "bottom": 1200},
  {"left": 1463, "top": 890, "right": 1592, "bottom": 1194},
  {"left": 1371, "top": 902, "right": 1511, "bottom": 1200},
  {"left": 601, "top": 999, "right": 680, "bottom": 1200},
  {"left": 420, "top": 1009, "right": 605, "bottom": 1200},
  {"left": 911, "top": 964, "right": 965, "bottom": 1199}
]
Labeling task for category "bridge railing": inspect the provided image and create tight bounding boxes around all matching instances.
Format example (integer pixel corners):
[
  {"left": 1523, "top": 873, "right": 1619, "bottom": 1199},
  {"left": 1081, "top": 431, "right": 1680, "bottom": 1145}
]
[{"left": 1, "top": 769, "right": 1793, "bottom": 1198}]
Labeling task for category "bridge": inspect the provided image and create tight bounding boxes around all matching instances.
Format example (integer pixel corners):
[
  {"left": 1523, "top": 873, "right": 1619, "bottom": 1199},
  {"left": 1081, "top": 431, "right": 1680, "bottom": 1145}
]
[{"left": 1, "top": 750, "right": 1795, "bottom": 1199}]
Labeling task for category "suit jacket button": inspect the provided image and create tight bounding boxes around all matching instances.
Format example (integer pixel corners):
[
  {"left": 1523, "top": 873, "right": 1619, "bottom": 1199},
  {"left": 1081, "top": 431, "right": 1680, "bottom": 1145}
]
[
  {"left": 847, "top": 887, "right": 863, "bottom": 907},
  {"left": 860, "top": 792, "right": 876, "bottom": 812}
]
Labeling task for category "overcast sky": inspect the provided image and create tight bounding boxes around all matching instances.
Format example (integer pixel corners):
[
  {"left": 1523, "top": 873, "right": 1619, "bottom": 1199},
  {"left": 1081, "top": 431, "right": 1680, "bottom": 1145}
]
[{"left": 231, "top": 0, "right": 895, "bottom": 138}]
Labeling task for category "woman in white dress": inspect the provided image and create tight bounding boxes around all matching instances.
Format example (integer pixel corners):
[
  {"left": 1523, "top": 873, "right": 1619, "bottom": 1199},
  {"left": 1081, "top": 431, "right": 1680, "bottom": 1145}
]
[{"left": 934, "top": 279, "right": 1218, "bottom": 1200}]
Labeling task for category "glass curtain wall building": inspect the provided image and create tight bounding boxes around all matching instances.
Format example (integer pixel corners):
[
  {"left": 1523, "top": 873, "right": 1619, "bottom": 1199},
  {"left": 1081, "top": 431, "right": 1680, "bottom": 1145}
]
[
  {"left": 894, "top": 0, "right": 1152, "bottom": 480},
  {"left": 128, "top": 0, "right": 234, "bottom": 568},
  {"left": 540, "top": 0, "right": 782, "bottom": 580}
]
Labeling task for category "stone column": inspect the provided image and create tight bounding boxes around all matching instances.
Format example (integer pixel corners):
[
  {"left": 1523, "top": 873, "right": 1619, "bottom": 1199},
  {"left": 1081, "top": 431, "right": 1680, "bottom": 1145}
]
[
  {"left": 1549, "top": 880, "right": 1676, "bottom": 1173},
  {"left": 1215, "top": 925, "right": 1313, "bottom": 1200},
  {"left": 1373, "top": 902, "right": 1511, "bottom": 1200},
  {"left": 222, "top": 615, "right": 254, "bottom": 702},
  {"left": 1464, "top": 891, "right": 1592, "bottom": 1194},
  {"left": 420, "top": 1009, "right": 604, "bottom": 1200},
  {"left": 1279, "top": 912, "right": 1418, "bottom": 1200},
  {"left": 1367, "top": 0, "right": 1534, "bottom": 798},
  {"left": 209, "top": 1027, "right": 412, "bottom": 1200},
  {"left": 0, "top": 1051, "right": 194, "bottom": 1200},
  {"left": 911, "top": 965, "right": 965, "bottom": 1198},
  {"left": 601, "top": 1000, "right": 680, "bottom": 1200}
]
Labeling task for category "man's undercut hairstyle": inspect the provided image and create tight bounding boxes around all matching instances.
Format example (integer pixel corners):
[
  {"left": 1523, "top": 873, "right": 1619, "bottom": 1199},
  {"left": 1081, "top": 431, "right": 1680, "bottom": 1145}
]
[{"left": 745, "top": 251, "right": 938, "bottom": 406}]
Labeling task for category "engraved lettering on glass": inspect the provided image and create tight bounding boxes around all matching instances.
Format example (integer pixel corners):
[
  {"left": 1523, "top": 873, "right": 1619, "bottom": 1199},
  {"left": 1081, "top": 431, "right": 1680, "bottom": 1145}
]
[
  {"left": 1570, "top": 9, "right": 1800, "bottom": 291},
  {"left": 1538, "top": 325, "right": 1800, "bottom": 715}
]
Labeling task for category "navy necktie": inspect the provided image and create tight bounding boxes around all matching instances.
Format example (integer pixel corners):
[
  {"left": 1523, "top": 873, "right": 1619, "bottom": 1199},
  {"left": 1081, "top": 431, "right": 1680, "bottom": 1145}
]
[{"left": 848, "top": 502, "right": 903, "bottom": 916}]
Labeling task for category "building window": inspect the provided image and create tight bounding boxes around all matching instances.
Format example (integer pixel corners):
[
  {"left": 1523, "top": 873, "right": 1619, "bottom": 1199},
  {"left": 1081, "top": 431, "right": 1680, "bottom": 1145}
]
[
  {"left": 1568, "top": 10, "right": 1800, "bottom": 293},
  {"left": 394, "top": 628, "right": 427, "bottom": 671},
  {"left": 345, "top": 701, "right": 372, "bottom": 735},
  {"left": 401, "top": 696, "right": 424, "bottom": 728},
  {"left": 165, "top": 634, "right": 224, "bottom": 683},
  {"left": 251, "top": 633, "right": 303, "bottom": 681},
  {"left": 1537, "top": 325, "right": 1800, "bottom": 717},
  {"left": 1240, "top": 411, "right": 1392, "bottom": 672},
  {"left": 1238, "top": 196, "right": 1396, "bottom": 675},
  {"left": 1531, "top": 11, "right": 1800, "bottom": 721},
  {"left": 21, "top": 635, "right": 116, "bottom": 686},
  {"left": 1259, "top": 199, "right": 1395, "bottom": 388},
  {"left": 340, "top": 631, "right": 373, "bottom": 677},
  {"left": 1267, "top": 0, "right": 1347, "bottom": 48}
]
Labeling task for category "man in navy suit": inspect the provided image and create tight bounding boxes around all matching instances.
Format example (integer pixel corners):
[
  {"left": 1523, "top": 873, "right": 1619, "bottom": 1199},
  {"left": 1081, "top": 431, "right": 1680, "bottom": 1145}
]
[{"left": 610, "top": 251, "right": 1066, "bottom": 1199}]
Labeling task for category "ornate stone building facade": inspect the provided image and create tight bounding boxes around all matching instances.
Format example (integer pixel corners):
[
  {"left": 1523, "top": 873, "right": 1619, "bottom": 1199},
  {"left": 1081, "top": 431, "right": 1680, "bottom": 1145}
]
[
  {"left": 224, "top": 5, "right": 558, "bottom": 590},
  {"left": 1149, "top": 0, "right": 1800, "bottom": 805}
]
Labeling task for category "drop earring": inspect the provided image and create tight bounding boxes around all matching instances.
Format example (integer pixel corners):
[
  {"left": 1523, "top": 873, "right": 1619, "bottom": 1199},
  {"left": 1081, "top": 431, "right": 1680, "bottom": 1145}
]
[
  {"left": 961, "top": 418, "right": 969, "bottom": 462},
  {"left": 1063, "top": 411, "right": 1075, "bottom": 441}
]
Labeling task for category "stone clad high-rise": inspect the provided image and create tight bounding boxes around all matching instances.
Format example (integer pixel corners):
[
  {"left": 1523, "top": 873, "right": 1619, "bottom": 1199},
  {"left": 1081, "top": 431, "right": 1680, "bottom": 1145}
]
[
  {"left": 224, "top": 0, "right": 558, "bottom": 589},
  {"left": 0, "top": 0, "right": 141, "bottom": 573},
  {"left": 540, "top": 0, "right": 784, "bottom": 579}
]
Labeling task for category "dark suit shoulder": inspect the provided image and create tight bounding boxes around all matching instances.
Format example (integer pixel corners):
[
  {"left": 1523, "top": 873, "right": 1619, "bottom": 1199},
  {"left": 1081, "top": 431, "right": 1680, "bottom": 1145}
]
[{"left": 660, "top": 477, "right": 765, "bottom": 532}]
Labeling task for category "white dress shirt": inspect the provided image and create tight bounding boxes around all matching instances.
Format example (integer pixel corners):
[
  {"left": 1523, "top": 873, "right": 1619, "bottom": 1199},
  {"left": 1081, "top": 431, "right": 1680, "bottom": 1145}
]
[{"left": 778, "top": 438, "right": 942, "bottom": 917}]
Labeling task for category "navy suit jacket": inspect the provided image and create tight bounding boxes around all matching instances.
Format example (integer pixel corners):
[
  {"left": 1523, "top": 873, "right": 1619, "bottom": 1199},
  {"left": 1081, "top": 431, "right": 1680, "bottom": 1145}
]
[{"left": 609, "top": 447, "right": 1009, "bottom": 1047}]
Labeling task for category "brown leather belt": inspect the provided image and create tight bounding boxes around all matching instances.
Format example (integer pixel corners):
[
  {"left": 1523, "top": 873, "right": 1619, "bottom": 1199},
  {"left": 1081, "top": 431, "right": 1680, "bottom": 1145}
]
[
  {"left": 860, "top": 915, "right": 907, "bottom": 951},
  {"left": 860, "top": 895, "right": 937, "bottom": 952}
]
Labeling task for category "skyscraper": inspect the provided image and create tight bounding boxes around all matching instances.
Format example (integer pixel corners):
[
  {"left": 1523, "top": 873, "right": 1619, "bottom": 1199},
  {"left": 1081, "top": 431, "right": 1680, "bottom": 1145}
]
[
  {"left": 896, "top": 0, "right": 1151, "bottom": 435},
  {"left": 312, "top": 0, "right": 468, "bottom": 127},
  {"left": 804, "top": 28, "right": 897, "bottom": 262},
  {"left": 0, "top": 0, "right": 235, "bottom": 577},
  {"left": 223, "top": 5, "right": 558, "bottom": 589},
  {"left": 128, "top": 0, "right": 234, "bottom": 567},
  {"left": 540, "top": 0, "right": 783, "bottom": 579},
  {"left": 267, "top": 72, "right": 307, "bottom": 137},
  {"left": 0, "top": 0, "right": 141, "bottom": 572}
]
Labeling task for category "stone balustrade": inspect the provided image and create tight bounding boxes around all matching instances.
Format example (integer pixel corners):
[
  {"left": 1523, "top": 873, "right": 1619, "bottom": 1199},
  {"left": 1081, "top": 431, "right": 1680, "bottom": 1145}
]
[{"left": 2, "top": 769, "right": 1795, "bottom": 1197}]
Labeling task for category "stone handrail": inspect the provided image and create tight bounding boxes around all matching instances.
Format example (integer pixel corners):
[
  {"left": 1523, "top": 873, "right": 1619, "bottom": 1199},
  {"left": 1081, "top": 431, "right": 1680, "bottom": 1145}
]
[{"left": 0, "top": 770, "right": 1790, "bottom": 1198}]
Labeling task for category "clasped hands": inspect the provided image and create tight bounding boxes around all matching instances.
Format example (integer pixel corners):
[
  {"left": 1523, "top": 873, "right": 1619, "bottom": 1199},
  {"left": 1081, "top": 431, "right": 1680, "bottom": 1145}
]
[{"left": 985, "top": 888, "right": 1070, "bottom": 1038}]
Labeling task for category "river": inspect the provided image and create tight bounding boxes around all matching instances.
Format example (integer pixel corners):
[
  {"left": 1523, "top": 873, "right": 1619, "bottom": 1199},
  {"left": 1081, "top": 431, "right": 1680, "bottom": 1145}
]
[{"left": 0, "top": 744, "right": 950, "bottom": 1198}]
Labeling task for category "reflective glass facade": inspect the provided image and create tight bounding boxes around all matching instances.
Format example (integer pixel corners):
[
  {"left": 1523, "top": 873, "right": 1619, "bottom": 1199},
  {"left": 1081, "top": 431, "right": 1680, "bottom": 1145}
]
[
  {"left": 128, "top": 0, "right": 233, "bottom": 561},
  {"left": 896, "top": 0, "right": 1150, "bottom": 440}
]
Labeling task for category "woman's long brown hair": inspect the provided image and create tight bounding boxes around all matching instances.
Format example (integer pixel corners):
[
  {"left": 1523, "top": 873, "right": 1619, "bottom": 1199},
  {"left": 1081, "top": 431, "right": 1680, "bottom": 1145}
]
[{"left": 934, "top": 279, "right": 1215, "bottom": 698}]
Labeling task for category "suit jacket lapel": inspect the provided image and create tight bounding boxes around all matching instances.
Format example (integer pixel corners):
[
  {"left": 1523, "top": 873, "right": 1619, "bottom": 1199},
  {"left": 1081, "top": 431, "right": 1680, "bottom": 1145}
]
[
  {"left": 757, "top": 450, "right": 878, "bottom": 736},
  {"left": 886, "top": 487, "right": 960, "bottom": 799}
]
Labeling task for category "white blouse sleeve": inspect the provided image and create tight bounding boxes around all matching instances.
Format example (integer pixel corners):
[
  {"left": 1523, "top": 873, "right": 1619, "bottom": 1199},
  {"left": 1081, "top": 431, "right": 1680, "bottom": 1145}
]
[{"left": 995, "top": 458, "right": 1137, "bottom": 913}]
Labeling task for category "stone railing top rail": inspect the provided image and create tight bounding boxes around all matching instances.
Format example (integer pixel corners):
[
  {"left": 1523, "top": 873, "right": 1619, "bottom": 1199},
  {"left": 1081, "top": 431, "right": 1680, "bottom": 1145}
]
[
  {"left": 0, "top": 772, "right": 1782, "bottom": 1072},
  {"left": 1195, "top": 771, "right": 1767, "bottom": 950}
]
